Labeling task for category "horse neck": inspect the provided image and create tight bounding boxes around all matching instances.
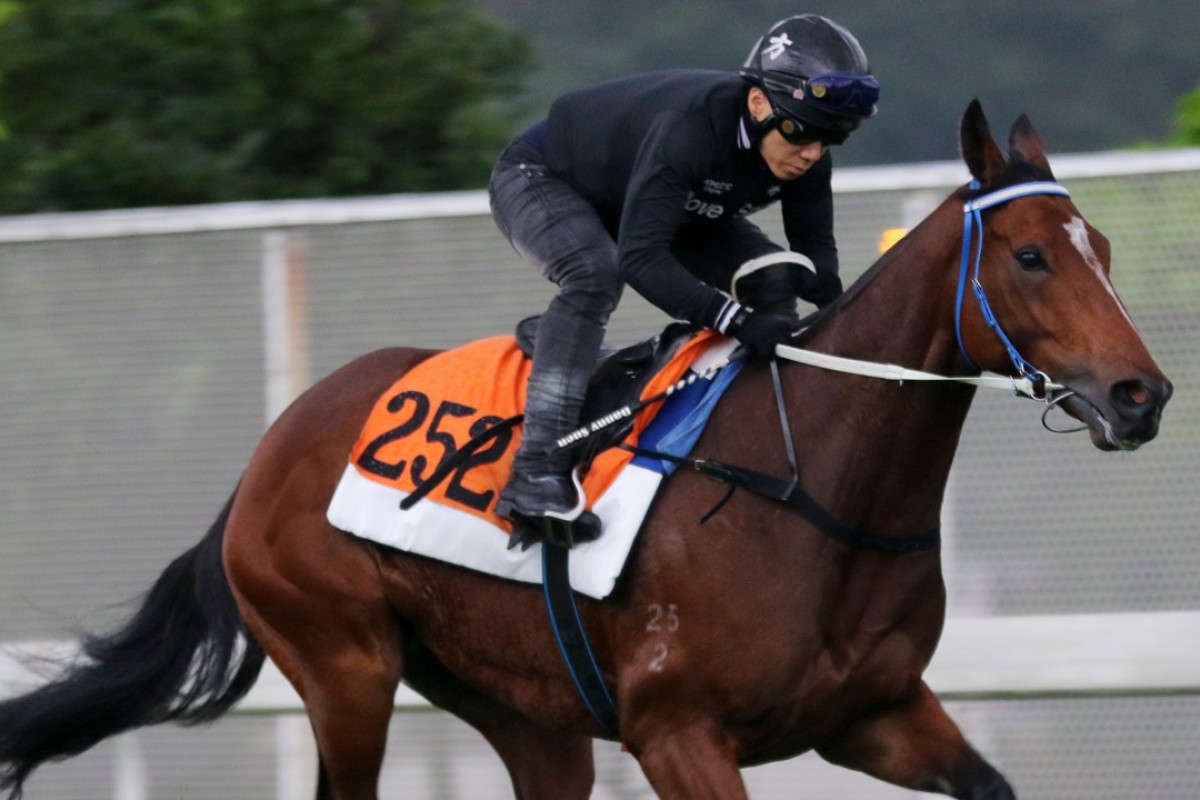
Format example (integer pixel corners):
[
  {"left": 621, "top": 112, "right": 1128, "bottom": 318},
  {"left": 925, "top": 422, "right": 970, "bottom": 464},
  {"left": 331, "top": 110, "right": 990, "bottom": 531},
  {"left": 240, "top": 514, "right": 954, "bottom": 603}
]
[
  {"left": 812, "top": 198, "right": 964, "bottom": 373},
  {"left": 782, "top": 199, "right": 974, "bottom": 534}
]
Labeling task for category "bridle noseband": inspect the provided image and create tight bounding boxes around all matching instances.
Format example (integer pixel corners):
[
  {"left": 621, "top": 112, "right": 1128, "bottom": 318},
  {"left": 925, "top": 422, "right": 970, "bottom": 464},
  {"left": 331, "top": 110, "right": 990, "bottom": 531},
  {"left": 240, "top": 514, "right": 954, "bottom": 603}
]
[{"left": 954, "top": 180, "right": 1072, "bottom": 400}]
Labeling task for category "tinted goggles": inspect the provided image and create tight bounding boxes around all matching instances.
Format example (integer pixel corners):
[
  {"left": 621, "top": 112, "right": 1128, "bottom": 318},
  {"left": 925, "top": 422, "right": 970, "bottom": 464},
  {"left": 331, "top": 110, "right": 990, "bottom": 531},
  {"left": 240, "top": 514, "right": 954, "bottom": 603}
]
[
  {"left": 773, "top": 114, "right": 850, "bottom": 147},
  {"left": 797, "top": 73, "right": 880, "bottom": 118}
]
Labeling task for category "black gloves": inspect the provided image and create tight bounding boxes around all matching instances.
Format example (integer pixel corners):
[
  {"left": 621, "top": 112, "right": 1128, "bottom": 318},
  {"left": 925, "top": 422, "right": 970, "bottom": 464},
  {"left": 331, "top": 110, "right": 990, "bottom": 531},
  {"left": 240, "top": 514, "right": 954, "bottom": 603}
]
[
  {"left": 724, "top": 306, "right": 802, "bottom": 357},
  {"left": 732, "top": 262, "right": 798, "bottom": 316},
  {"left": 732, "top": 252, "right": 844, "bottom": 311},
  {"left": 798, "top": 269, "right": 844, "bottom": 308}
]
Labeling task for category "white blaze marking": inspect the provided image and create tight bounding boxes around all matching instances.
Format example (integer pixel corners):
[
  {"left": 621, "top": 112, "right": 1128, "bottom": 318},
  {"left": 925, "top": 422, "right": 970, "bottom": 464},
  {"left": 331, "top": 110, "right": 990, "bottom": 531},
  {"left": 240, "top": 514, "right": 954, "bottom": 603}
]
[{"left": 1063, "top": 216, "right": 1134, "bottom": 327}]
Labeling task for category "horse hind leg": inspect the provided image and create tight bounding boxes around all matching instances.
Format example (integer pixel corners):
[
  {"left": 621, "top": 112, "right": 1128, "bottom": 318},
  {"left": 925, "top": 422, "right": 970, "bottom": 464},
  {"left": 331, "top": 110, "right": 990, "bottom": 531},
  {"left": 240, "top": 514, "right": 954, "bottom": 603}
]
[
  {"left": 238, "top": 583, "right": 403, "bottom": 799},
  {"left": 225, "top": 503, "right": 404, "bottom": 800},
  {"left": 401, "top": 640, "right": 596, "bottom": 800},
  {"left": 236, "top": 536, "right": 595, "bottom": 800},
  {"left": 283, "top": 620, "right": 596, "bottom": 800},
  {"left": 237, "top": 584, "right": 402, "bottom": 800}
]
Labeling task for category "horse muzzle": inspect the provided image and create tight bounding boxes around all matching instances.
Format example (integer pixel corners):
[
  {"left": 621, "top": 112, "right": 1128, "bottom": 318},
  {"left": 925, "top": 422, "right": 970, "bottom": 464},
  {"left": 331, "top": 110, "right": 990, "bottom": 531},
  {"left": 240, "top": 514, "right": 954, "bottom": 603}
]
[{"left": 1057, "top": 373, "right": 1173, "bottom": 451}]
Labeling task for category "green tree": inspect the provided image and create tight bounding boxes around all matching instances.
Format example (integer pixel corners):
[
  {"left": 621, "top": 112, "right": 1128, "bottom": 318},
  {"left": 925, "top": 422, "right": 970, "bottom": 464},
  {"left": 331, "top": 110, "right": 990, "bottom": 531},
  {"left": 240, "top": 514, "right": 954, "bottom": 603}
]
[
  {"left": 1176, "top": 85, "right": 1200, "bottom": 145},
  {"left": 0, "top": 0, "right": 531, "bottom": 212}
]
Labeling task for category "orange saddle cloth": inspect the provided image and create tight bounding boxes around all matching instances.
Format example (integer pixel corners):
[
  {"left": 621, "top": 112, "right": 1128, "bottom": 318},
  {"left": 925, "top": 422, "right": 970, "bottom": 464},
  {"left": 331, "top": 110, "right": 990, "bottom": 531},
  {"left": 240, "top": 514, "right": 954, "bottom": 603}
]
[{"left": 327, "top": 330, "right": 739, "bottom": 599}]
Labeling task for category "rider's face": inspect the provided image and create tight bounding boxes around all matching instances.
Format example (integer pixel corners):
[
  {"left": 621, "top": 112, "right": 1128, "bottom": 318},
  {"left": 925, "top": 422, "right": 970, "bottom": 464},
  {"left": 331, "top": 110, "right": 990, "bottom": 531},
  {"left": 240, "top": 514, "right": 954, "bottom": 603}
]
[
  {"left": 747, "top": 88, "right": 829, "bottom": 181},
  {"left": 758, "top": 132, "right": 827, "bottom": 181}
]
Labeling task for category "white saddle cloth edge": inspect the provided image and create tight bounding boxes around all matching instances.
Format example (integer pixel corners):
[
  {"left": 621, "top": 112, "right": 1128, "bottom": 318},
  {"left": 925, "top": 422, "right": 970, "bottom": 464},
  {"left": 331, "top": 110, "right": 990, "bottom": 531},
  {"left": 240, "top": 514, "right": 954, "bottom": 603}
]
[{"left": 327, "top": 461, "right": 664, "bottom": 599}]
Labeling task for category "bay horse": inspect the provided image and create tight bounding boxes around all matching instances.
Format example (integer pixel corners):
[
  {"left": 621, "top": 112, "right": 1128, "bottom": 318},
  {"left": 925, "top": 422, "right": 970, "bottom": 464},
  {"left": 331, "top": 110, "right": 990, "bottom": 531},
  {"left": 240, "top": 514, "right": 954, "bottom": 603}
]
[{"left": 0, "top": 101, "right": 1171, "bottom": 799}]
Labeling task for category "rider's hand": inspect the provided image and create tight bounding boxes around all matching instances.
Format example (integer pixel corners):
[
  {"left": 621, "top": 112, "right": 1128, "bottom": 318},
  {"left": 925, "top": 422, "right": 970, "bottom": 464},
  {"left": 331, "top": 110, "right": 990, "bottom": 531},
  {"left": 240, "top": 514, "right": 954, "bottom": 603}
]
[
  {"left": 724, "top": 307, "right": 802, "bottom": 357},
  {"left": 797, "top": 269, "right": 844, "bottom": 308}
]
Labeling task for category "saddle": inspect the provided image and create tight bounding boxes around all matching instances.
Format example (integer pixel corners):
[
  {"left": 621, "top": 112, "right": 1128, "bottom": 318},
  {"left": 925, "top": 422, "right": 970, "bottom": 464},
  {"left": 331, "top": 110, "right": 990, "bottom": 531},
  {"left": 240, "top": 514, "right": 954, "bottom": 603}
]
[
  {"left": 396, "top": 318, "right": 702, "bottom": 511},
  {"left": 514, "top": 315, "right": 698, "bottom": 461}
]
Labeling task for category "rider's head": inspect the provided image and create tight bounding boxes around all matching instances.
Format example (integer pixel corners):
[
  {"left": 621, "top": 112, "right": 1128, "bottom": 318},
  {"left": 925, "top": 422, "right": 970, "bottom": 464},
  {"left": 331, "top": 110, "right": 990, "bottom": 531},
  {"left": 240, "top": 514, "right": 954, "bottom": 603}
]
[{"left": 741, "top": 15, "right": 879, "bottom": 150}]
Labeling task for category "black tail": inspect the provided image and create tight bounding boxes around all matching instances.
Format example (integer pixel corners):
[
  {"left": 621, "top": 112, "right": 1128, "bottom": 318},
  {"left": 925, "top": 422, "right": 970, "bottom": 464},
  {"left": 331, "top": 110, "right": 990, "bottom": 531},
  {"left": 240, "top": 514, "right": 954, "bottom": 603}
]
[{"left": 0, "top": 489, "right": 266, "bottom": 797}]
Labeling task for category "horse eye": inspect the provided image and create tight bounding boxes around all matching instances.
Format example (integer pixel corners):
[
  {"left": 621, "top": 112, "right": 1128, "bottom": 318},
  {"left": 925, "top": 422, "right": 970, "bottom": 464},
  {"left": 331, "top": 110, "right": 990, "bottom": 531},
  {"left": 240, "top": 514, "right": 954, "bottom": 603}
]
[{"left": 1016, "top": 248, "right": 1047, "bottom": 272}]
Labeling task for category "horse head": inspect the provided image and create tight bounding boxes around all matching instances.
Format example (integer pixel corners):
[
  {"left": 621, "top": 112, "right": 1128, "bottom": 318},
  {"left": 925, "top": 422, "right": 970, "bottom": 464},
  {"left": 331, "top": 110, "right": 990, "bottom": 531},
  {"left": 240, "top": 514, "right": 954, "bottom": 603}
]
[{"left": 954, "top": 100, "right": 1171, "bottom": 450}]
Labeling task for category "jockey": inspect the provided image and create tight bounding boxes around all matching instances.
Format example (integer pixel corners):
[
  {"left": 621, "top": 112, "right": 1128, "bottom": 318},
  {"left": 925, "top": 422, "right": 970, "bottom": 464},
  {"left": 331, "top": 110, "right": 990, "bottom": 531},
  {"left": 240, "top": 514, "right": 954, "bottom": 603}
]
[{"left": 489, "top": 14, "right": 879, "bottom": 546}]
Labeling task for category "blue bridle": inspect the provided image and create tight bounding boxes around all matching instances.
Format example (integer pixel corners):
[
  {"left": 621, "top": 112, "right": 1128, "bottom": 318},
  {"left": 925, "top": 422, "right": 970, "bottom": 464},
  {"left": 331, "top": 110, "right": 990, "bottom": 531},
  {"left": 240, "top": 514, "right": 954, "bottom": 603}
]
[{"left": 953, "top": 180, "right": 1072, "bottom": 399}]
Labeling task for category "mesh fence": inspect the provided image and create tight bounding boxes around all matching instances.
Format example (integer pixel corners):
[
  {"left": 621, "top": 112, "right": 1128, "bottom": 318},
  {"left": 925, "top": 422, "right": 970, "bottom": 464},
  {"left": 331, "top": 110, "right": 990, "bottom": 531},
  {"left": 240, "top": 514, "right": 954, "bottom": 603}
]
[
  {"left": 16, "top": 697, "right": 1200, "bottom": 800},
  {"left": 1, "top": 151, "right": 1198, "bottom": 798}
]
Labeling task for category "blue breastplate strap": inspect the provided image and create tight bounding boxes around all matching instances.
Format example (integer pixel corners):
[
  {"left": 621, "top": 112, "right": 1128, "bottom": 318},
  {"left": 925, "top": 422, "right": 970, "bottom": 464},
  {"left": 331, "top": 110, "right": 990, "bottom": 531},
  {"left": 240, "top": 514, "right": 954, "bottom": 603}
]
[{"left": 954, "top": 180, "right": 1071, "bottom": 398}]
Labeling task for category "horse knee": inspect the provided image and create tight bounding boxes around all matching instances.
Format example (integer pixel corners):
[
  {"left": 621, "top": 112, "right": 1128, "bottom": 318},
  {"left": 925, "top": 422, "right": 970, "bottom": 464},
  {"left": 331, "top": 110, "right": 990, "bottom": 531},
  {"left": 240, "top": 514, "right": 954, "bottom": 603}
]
[{"left": 818, "top": 686, "right": 1015, "bottom": 800}]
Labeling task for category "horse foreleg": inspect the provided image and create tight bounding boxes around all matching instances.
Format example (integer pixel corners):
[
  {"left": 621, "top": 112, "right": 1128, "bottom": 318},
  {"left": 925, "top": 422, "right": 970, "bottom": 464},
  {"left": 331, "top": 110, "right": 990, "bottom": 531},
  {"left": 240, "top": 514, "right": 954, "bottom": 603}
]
[
  {"left": 628, "top": 724, "right": 749, "bottom": 800},
  {"left": 816, "top": 683, "right": 1015, "bottom": 800}
]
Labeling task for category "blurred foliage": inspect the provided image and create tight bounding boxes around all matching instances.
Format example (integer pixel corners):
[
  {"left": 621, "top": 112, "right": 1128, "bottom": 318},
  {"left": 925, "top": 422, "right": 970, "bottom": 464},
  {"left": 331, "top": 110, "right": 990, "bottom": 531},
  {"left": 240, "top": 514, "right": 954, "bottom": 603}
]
[
  {"left": 1176, "top": 85, "right": 1200, "bottom": 145},
  {"left": 1, "top": 0, "right": 1198, "bottom": 212},
  {"left": 481, "top": 0, "right": 1200, "bottom": 166},
  {"left": 0, "top": 0, "right": 531, "bottom": 212}
]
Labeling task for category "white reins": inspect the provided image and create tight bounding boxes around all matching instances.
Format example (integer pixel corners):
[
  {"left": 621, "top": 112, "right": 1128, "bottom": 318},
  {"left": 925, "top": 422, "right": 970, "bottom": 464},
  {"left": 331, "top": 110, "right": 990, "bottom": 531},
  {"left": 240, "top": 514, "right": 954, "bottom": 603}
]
[
  {"left": 772, "top": 342, "right": 1087, "bottom": 434},
  {"left": 774, "top": 180, "right": 1082, "bottom": 405},
  {"left": 773, "top": 343, "right": 1064, "bottom": 400}
]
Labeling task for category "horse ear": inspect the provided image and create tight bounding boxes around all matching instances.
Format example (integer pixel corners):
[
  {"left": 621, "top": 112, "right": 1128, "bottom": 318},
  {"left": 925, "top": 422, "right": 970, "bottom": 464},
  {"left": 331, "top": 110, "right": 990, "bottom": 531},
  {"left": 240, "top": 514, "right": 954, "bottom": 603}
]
[
  {"left": 959, "top": 99, "right": 1007, "bottom": 185},
  {"left": 1008, "top": 114, "right": 1054, "bottom": 174}
]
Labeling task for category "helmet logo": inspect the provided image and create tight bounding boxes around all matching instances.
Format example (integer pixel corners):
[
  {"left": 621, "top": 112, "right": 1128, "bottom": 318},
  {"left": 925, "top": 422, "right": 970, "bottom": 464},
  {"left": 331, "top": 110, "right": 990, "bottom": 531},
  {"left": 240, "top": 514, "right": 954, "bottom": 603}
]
[{"left": 763, "top": 33, "right": 793, "bottom": 60}]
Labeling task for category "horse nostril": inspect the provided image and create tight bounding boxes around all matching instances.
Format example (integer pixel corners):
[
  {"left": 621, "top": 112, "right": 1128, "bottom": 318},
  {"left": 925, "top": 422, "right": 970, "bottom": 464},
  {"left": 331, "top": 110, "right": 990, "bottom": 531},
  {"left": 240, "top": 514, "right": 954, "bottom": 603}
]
[{"left": 1111, "top": 379, "right": 1158, "bottom": 413}]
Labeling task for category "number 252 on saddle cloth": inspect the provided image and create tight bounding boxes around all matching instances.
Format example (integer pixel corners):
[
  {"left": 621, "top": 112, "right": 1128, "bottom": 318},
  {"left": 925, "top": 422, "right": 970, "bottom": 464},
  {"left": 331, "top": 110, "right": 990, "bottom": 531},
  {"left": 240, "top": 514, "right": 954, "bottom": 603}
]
[{"left": 326, "top": 330, "right": 741, "bottom": 599}]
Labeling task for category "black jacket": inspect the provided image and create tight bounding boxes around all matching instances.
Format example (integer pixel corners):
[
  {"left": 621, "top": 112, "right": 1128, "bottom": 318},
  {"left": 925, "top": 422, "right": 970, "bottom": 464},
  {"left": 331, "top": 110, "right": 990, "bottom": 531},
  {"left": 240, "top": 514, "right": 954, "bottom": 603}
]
[{"left": 534, "top": 69, "right": 839, "bottom": 327}]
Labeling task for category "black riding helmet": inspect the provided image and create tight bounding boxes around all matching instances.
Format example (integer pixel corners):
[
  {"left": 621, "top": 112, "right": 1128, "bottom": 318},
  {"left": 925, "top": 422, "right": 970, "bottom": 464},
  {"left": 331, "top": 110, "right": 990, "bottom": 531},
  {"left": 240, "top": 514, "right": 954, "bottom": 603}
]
[{"left": 741, "top": 15, "right": 879, "bottom": 144}]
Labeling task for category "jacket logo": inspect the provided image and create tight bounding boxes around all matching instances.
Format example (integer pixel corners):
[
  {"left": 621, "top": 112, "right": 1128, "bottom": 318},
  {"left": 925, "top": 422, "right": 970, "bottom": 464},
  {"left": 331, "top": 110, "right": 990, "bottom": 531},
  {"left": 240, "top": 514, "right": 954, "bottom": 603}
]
[
  {"left": 703, "top": 179, "right": 733, "bottom": 195},
  {"left": 684, "top": 192, "right": 725, "bottom": 219},
  {"left": 735, "top": 203, "right": 766, "bottom": 219}
]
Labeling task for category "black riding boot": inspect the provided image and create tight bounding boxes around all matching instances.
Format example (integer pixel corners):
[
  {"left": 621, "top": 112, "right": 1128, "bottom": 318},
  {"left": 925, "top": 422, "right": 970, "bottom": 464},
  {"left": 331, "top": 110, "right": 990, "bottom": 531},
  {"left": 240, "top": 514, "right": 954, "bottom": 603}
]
[{"left": 496, "top": 298, "right": 604, "bottom": 549}]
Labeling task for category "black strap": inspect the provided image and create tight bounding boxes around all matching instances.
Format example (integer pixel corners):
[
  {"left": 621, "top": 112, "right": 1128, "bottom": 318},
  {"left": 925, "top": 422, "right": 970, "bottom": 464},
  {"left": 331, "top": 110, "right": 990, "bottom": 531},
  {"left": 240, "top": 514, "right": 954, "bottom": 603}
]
[
  {"left": 768, "top": 356, "right": 800, "bottom": 496},
  {"left": 541, "top": 542, "right": 619, "bottom": 733},
  {"left": 398, "top": 417, "right": 620, "bottom": 731},
  {"left": 623, "top": 445, "right": 940, "bottom": 553}
]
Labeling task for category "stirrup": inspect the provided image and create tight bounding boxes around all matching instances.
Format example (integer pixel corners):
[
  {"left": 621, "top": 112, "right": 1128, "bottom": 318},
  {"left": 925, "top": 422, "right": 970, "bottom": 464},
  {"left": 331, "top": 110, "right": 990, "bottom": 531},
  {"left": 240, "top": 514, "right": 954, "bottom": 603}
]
[
  {"left": 507, "top": 516, "right": 577, "bottom": 551},
  {"left": 504, "top": 469, "right": 601, "bottom": 551},
  {"left": 544, "top": 468, "right": 588, "bottom": 523}
]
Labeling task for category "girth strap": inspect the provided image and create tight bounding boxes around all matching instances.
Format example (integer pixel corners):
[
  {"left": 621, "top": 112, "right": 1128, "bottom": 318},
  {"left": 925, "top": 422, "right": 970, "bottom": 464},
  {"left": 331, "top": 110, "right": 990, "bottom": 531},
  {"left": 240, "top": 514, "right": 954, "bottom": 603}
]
[
  {"left": 542, "top": 543, "right": 619, "bottom": 733},
  {"left": 622, "top": 445, "right": 940, "bottom": 553},
  {"left": 399, "top": 419, "right": 622, "bottom": 733}
]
